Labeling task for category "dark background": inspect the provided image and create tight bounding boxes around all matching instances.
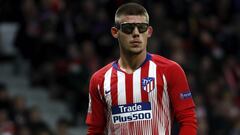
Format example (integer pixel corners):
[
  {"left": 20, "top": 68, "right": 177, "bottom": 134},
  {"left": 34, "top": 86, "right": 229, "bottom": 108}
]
[{"left": 0, "top": 0, "right": 239, "bottom": 134}]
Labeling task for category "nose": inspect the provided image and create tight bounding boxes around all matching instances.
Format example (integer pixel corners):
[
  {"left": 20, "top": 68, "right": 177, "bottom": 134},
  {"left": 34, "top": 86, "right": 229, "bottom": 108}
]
[{"left": 132, "top": 27, "right": 140, "bottom": 37}]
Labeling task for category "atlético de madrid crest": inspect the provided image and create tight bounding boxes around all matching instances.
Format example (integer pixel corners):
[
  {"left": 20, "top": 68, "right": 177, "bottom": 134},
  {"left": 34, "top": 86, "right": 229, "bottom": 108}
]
[{"left": 141, "top": 77, "right": 155, "bottom": 92}]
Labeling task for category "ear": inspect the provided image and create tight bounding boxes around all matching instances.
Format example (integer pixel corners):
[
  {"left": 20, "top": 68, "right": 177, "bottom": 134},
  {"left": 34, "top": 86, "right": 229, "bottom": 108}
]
[
  {"left": 111, "top": 27, "right": 119, "bottom": 38},
  {"left": 147, "top": 26, "right": 153, "bottom": 38}
]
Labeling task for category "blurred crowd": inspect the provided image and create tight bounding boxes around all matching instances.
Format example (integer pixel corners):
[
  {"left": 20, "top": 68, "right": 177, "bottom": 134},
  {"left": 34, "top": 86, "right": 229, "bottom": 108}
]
[
  {"left": 0, "top": 0, "right": 240, "bottom": 135},
  {"left": 0, "top": 83, "right": 70, "bottom": 135}
]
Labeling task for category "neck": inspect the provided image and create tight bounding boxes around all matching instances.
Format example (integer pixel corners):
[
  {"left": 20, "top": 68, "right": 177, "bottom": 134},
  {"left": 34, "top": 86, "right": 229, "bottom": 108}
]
[{"left": 119, "top": 51, "right": 147, "bottom": 74}]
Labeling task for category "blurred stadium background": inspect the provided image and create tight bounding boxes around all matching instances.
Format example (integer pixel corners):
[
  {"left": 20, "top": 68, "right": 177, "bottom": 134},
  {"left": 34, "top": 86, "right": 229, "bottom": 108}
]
[{"left": 0, "top": 0, "right": 239, "bottom": 135}]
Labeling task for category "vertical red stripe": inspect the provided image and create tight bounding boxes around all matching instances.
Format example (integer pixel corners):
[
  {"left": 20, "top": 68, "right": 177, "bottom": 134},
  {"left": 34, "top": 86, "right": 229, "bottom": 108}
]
[
  {"left": 111, "top": 69, "right": 118, "bottom": 106},
  {"left": 141, "top": 61, "right": 149, "bottom": 102},
  {"left": 165, "top": 123, "right": 170, "bottom": 135},
  {"left": 153, "top": 123, "right": 158, "bottom": 135},
  {"left": 125, "top": 74, "right": 133, "bottom": 104},
  {"left": 129, "top": 123, "right": 133, "bottom": 135},
  {"left": 156, "top": 66, "right": 164, "bottom": 107}
]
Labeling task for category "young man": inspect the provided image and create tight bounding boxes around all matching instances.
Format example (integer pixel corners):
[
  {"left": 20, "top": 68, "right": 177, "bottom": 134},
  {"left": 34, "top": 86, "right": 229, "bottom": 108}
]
[{"left": 86, "top": 2, "right": 197, "bottom": 135}]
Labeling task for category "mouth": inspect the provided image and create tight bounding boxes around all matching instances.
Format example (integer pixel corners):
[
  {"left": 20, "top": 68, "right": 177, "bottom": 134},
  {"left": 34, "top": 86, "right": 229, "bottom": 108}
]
[{"left": 130, "top": 40, "right": 142, "bottom": 46}]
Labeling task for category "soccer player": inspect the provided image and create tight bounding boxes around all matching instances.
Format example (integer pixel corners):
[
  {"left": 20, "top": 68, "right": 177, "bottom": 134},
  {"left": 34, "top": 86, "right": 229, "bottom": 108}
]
[{"left": 86, "top": 2, "right": 197, "bottom": 135}]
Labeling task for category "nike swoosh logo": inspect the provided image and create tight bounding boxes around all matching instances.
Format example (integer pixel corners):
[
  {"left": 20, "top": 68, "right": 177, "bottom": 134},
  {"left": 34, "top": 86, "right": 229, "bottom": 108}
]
[{"left": 105, "top": 90, "right": 111, "bottom": 94}]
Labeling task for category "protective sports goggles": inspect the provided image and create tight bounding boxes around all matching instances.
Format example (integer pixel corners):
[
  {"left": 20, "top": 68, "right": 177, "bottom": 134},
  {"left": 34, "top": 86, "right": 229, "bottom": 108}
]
[{"left": 115, "top": 23, "right": 149, "bottom": 34}]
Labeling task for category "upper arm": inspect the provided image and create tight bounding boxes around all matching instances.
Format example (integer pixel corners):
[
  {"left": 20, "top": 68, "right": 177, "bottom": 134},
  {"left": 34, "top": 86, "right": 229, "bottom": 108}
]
[
  {"left": 86, "top": 74, "right": 106, "bottom": 134},
  {"left": 166, "top": 63, "right": 195, "bottom": 112},
  {"left": 166, "top": 63, "right": 197, "bottom": 134}
]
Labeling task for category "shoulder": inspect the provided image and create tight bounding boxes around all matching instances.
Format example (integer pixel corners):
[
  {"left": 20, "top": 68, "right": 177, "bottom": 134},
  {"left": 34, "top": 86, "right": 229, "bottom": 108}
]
[
  {"left": 90, "top": 62, "right": 114, "bottom": 83},
  {"left": 151, "top": 54, "right": 187, "bottom": 84},
  {"left": 150, "top": 54, "right": 181, "bottom": 69}
]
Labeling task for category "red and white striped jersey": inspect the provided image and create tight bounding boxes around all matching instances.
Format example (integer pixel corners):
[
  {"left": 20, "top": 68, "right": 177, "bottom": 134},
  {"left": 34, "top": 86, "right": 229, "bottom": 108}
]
[{"left": 86, "top": 53, "right": 196, "bottom": 135}]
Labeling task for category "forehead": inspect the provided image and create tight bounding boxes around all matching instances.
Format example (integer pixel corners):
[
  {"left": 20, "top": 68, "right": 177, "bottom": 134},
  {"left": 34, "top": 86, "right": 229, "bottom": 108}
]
[{"left": 118, "top": 15, "right": 147, "bottom": 24}]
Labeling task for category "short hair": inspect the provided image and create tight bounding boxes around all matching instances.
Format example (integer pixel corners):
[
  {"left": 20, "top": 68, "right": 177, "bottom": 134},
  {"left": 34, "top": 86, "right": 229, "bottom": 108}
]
[{"left": 115, "top": 3, "right": 149, "bottom": 24}]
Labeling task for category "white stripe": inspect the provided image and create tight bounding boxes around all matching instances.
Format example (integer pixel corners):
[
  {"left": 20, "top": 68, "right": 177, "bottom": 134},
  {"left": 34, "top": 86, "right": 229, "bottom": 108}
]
[
  {"left": 88, "top": 93, "right": 92, "bottom": 113},
  {"left": 149, "top": 60, "right": 168, "bottom": 134},
  {"left": 162, "top": 74, "right": 171, "bottom": 135},
  {"left": 133, "top": 68, "right": 142, "bottom": 103},
  {"left": 117, "top": 71, "right": 126, "bottom": 104},
  {"left": 147, "top": 61, "right": 157, "bottom": 135},
  {"left": 147, "top": 83, "right": 150, "bottom": 92},
  {"left": 104, "top": 68, "right": 112, "bottom": 106},
  {"left": 104, "top": 68, "right": 113, "bottom": 134}
]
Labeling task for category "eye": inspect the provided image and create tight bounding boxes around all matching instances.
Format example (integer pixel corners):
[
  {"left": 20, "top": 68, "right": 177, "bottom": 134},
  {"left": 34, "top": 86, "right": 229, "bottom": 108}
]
[
  {"left": 137, "top": 23, "right": 149, "bottom": 33},
  {"left": 121, "top": 23, "right": 135, "bottom": 34}
]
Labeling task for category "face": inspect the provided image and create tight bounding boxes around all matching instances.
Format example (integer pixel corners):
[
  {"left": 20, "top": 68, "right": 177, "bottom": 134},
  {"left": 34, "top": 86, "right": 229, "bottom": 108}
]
[{"left": 111, "top": 15, "right": 153, "bottom": 55}]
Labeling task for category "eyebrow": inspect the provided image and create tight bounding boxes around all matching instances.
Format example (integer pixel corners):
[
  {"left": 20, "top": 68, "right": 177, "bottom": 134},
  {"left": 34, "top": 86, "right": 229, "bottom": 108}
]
[{"left": 119, "top": 22, "right": 149, "bottom": 24}]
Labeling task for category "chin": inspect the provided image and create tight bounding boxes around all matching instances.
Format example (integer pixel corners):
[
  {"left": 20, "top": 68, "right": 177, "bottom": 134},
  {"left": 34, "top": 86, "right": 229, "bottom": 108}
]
[{"left": 128, "top": 49, "right": 144, "bottom": 55}]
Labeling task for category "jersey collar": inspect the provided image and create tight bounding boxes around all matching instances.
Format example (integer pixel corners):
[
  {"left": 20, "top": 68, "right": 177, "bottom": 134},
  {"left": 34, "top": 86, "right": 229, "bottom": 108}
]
[{"left": 112, "top": 53, "right": 152, "bottom": 71}]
